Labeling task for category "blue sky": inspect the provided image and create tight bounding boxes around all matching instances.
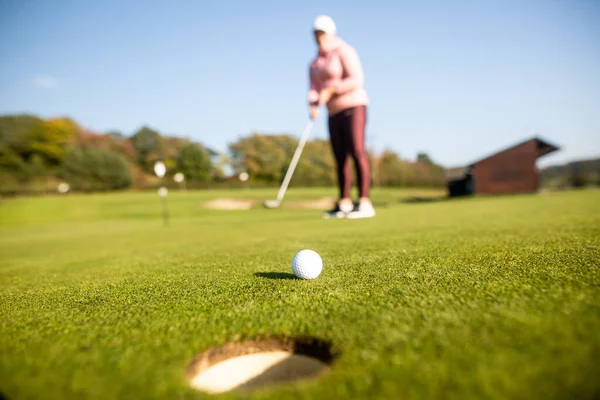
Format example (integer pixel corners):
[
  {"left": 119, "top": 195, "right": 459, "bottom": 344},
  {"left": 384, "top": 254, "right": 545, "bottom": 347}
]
[{"left": 1, "top": 0, "right": 599, "bottom": 168}]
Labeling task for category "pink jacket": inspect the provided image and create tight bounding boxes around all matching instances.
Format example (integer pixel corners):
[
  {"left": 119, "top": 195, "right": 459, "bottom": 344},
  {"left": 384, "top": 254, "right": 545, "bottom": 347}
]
[{"left": 308, "top": 37, "right": 369, "bottom": 116}]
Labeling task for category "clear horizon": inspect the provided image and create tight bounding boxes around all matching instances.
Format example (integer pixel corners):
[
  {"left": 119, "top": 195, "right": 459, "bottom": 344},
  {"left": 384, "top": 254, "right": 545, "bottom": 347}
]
[{"left": 1, "top": 0, "right": 599, "bottom": 168}]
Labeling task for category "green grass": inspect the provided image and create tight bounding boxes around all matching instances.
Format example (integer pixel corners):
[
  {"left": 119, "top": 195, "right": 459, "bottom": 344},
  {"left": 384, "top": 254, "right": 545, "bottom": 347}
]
[{"left": 1, "top": 187, "right": 599, "bottom": 400}]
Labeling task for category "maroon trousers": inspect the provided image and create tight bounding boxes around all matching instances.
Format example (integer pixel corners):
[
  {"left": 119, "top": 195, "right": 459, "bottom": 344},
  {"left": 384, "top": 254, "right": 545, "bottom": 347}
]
[{"left": 328, "top": 105, "right": 370, "bottom": 199}]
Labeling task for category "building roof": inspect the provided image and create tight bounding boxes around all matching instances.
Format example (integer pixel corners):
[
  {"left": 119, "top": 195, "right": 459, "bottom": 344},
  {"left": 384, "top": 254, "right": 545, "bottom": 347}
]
[
  {"left": 444, "top": 136, "right": 560, "bottom": 181},
  {"left": 535, "top": 137, "right": 560, "bottom": 158},
  {"left": 470, "top": 136, "right": 560, "bottom": 166}
]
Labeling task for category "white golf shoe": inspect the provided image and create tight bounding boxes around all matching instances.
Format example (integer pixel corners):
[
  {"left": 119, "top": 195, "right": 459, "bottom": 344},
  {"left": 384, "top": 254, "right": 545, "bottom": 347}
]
[
  {"left": 322, "top": 201, "right": 353, "bottom": 219},
  {"left": 347, "top": 199, "right": 376, "bottom": 219}
]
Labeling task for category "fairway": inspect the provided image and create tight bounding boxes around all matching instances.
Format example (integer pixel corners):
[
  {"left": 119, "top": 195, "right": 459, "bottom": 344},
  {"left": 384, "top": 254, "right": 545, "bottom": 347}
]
[{"left": 1, "top": 188, "right": 599, "bottom": 399}]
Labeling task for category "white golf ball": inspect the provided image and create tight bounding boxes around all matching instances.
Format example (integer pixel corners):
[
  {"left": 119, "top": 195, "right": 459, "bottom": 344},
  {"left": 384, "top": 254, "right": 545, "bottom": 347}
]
[{"left": 292, "top": 249, "right": 323, "bottom": 280}]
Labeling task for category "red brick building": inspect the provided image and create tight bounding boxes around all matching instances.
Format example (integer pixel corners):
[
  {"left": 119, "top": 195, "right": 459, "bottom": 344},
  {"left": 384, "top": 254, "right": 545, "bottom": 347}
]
[{"left": 446, "top": 137, "right": 560, "bottom": 197}]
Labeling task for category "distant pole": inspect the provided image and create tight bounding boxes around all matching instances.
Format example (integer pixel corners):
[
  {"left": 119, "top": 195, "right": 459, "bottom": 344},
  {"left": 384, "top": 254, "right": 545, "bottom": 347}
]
[
  {"left": 239, "top": 172, "right": 249, "bottom": 190},
  {"left": 154, "top": 161, "right": 169, "bottom": 227},
  {"left": 159, "top": 187, "right": 169, "bottom": 226}
]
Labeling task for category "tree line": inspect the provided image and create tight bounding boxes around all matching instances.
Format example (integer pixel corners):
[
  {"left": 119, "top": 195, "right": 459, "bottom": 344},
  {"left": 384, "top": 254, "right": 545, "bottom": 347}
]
[
  {"left": 540, "top": 158, "right": 600, "bottom": 188},
  {"left": 0, "top": 114, "right": 447, "bottom": 195}
]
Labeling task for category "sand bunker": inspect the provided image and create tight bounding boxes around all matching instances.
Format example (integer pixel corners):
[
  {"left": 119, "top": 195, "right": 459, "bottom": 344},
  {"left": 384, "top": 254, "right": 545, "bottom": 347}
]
[
  {"left": 202, "top": 198, "right": 256, "bottom": 210},
  {"left": 187, "top": 338, "right": 334, "bottom": 394},
  {"left": 202, "top": 197, "right": 335, "bottom": 210},
  {"left": 283, "top": 197, "right": 335, "bottom": 209}
]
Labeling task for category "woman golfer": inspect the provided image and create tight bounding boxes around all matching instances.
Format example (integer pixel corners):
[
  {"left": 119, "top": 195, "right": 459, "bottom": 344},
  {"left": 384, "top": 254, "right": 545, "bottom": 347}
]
[{"left": 308, "top": 15, "right": 375, "bottom": 219}]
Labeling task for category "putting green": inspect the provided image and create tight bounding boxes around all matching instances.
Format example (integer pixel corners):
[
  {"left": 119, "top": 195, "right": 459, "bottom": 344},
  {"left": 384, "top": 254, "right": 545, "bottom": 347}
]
[{"left": 1, "top": 187, "right": 599, "bottom": 399}]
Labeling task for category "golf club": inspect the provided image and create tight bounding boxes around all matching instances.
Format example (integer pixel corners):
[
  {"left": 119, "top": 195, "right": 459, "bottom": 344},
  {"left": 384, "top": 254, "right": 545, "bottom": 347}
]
[{"left": 263, "top": 119, "right": 314, "bottom": 208}]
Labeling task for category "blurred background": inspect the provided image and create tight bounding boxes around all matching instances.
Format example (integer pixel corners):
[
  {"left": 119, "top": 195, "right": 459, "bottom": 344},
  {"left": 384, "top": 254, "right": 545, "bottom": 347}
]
[{"left": 1, "top": 0, "right": 599, "bottom": 196}]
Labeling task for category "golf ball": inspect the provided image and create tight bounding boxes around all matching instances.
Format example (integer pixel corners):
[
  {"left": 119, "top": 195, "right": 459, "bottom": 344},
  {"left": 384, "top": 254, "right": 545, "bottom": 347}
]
[{"left": 292, "top": 249, "right": 323, "bottom": 279}]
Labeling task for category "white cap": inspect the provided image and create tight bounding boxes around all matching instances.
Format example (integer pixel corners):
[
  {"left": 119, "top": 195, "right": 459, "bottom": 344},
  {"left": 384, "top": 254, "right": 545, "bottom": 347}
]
[{"left": 313, "top": 15, "right": 336, "bottom": 35}]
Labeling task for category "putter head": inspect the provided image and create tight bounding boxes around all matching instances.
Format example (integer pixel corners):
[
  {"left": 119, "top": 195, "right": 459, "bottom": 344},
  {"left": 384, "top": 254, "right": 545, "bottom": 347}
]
[{"left": 263, "top": 199, "right": 281, "bottom": 209}]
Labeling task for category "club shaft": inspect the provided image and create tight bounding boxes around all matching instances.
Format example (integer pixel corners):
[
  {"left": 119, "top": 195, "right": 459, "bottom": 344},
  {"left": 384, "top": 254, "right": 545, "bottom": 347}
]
[{"left": 276, "top": 120, "right": 314, "bottom": 202}]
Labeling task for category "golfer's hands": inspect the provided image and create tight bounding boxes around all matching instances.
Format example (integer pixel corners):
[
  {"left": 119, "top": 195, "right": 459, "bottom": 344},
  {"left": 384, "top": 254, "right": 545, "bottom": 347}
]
[
  {"left": 309, "top": 86, "right": 336, "bottom": 120},
  {"left": 310, "top": 105, "right": 320, "bottom": 120},
  {"left": 318, "top": 87, "right": 336, "bottom": 105}
]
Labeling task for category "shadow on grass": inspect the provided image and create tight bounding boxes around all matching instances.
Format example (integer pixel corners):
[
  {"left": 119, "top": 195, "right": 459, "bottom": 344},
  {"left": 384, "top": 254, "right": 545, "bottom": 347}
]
[
  {"left": 254, "top": 272, "right": 298, "bottom": 280},
  {"left": 399, "top": 196, "right": 447, "bottom": 204},
  {"left": 372, "top": 201, "right": 391, "bottom": 208},
  {"left": 399, "top": 196, "right": 454, "bottom": 204}
]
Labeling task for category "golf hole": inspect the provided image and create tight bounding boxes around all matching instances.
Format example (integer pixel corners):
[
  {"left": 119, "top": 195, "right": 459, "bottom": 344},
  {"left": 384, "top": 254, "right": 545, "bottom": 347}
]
[{"left": 186, "top": 337, "right": 335, "bottom": 394}]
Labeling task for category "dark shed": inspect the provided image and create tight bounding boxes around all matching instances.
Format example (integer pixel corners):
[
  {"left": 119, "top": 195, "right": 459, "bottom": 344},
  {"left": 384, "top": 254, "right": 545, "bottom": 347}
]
[{"left": 446, "top": 137, "right": 560, "bottom": 197}]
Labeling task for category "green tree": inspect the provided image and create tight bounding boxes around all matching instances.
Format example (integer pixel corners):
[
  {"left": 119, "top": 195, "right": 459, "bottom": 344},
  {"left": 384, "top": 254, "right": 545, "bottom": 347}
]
[
  {"left": 74, "top": 129, "right": 136, "bottom": 162},
  {"left": 291, "top": 139, "right": 336, "bottom": 186},
  {"left": 130, "top": 126, "right": 164, "bottom": 173},
  {"left": 59, "top": 147, "right": 132, "bottom": 191},
  {"left": 229, "top": 133, "right": 304, "bottom": 184},
  {"left": 0, "top": 144, "right": 26, "bottom": 172},
  {"left": 0, "top": 115, "right": 44, "bottom": 158},
  {"left": 28, "top": 118, "right": 78, "bottom": 165},
  {"left": 416, "top": 152, "right": 432, "bottom": 164},
  {"left": 0, "top": 115, "right": 77, "bottom": 180},
  {"left": 415, "top": 152, "right": 445, "bottom": 186},
  {"left": 229, "top": 133, "right": 340, "bottom": 187},
  {"left": 162, "top": 136, "right": 190, "bottom": 172},
  {"left": 105, "top": 130, "right": 126, "bottom": 140},
  {"left": 176, "top": 143, "right": 212, "bottom": 182}
]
